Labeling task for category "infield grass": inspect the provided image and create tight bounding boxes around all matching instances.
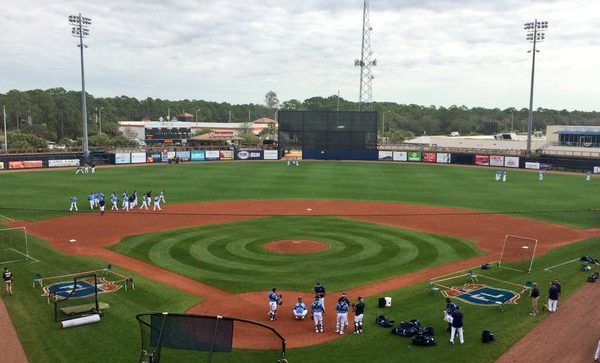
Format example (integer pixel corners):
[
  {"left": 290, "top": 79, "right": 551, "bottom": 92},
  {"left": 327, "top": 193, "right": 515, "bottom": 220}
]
[
  {"left": 110, "top": 216, "right": 483, "bottom": 293},
  {"left": 0, "top": 161, "right": 598, "bottom": 228}
]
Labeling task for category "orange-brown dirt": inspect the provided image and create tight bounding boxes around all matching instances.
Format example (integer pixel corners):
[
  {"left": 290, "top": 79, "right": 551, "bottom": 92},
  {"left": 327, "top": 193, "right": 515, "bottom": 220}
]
[
  {"left": 263, "top": 240, "right": 329, "bottom": 254},
  {"left": 4, "top": 200, "right": 600, "bottom": 353}
]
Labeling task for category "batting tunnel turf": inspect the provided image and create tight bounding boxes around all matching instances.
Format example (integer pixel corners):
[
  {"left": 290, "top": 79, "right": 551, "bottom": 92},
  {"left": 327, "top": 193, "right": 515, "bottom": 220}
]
[{"left": 110, "top": 216, "right": 482, "bottom": 293}]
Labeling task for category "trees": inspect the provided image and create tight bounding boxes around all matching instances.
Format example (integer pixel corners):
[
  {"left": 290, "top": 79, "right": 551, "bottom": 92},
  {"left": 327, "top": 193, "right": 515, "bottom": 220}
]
[{"left": 264, "top": 91, "right": 279, "bottom": 110}]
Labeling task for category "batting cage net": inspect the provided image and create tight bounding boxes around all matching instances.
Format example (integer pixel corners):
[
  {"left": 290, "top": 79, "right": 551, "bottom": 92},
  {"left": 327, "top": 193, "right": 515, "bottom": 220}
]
[
  {"left": 498, "top": 235, "right": 539, "bottom": 273},
  {"left": 137, "top": 312, "right": 287, "bottom": 363},
  {"left": 53, "top": 273, "right": 106, "bottom": 322},
  {"left": 0, "top": 226, "right": 31, "bottom": 264}
]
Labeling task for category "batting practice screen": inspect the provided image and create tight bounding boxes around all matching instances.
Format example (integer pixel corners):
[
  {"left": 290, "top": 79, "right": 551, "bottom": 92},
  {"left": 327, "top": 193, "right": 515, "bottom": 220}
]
[{"left": 278, "top": 111, "right": 378, "bottom": 151}]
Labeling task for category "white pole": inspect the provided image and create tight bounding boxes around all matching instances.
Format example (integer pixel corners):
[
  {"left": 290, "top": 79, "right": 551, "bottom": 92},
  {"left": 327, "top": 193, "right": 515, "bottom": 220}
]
[
  {"left": 99, "top": 107, "right": 103, "bottom": 134},
  {"left": 2, "top": 105, "right": 7, "bottom": 153}
]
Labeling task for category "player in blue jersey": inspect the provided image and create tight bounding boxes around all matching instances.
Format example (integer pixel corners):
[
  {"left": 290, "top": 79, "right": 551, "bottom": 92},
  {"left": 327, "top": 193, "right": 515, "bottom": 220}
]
[
  {"left": 586, "top": 170, "right": 592, "bottom": 181},
  {"left": 268, "top": 288, "right": 281, "bottom": 321},
  {"left": 335, "top": 296, "right": 350, "bottom": 335},
  {"left": 293, "top": 297, "right": 308, "bottom": 320},
  {"left": 539, "top": 169, "right": 544, "bottom": 181},
  {"left": 495, "top": 170, "right": 501, "bottom": 181},
  {"left": 153, "top": 195, "right": 162, "bottom": 211},
  {"left": 121, "top": 191, "right": 128, "bottom": 209},
  {"left": 88, "top": 193, "right": 95, "bottom": 210},
  {"left": 110, "top": 193, "right": 119, "bottom": 211},
  {"left": 311, "top": 296, "right": 324, "bottom": 333},
  {"left": 69, "top": 196, "right": 78, "bottom": 211},
  {"left": 159, "top": 189, "right": 166, "bottom": 204}
]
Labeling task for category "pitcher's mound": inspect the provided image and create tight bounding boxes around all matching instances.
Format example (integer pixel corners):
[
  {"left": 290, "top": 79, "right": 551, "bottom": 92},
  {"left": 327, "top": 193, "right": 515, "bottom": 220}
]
[{"left": 263, "top": 240, "right": 328, "bottom": 254}]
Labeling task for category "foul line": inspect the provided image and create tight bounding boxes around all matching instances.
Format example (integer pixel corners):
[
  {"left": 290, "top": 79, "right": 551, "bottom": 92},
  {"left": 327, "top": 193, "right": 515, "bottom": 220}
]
[
  {"left": 544, "top": 258, "right": 582, "bottom": 271},
  {"left": 0, "top": 214, "right": 15, "bottom": 222}
]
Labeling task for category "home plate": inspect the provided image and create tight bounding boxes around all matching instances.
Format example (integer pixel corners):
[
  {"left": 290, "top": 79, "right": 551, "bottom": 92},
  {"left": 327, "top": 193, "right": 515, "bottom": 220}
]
[
  {"left": 69, "top": 239, "right": 77, "bottom": 243},
  {"left": 306, "top": 208, "right": 312, "bottom": 211}
]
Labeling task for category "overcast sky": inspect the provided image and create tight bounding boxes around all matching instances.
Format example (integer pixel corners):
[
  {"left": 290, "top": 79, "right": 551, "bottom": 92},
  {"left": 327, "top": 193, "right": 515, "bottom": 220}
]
[{"left": 1, "top": 0, "right": 599, "bottom": 111}]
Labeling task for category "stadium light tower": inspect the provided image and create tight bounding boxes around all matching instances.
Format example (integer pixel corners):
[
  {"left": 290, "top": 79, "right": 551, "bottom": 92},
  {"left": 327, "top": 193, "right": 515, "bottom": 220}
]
[
  {"left": 355, "top": 0, "right": 376, "bottom": 112},
  {"left": 524, "top": 19, "right": 548, "bottom": 157},
  {"left": 69, "top": 14, "right": 92, "bottom": 162}
]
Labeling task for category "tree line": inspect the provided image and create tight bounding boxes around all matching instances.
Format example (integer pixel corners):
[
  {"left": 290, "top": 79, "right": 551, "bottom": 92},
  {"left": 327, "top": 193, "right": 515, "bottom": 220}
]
[{"left": 1, "top": 88, "right": 599, "bottom": 149}]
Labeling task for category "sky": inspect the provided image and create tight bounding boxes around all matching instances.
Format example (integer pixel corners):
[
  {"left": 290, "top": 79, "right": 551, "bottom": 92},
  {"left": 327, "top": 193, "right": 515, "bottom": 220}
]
[{"left": 1, "top": 0, "right": 599, "bottom": 111}]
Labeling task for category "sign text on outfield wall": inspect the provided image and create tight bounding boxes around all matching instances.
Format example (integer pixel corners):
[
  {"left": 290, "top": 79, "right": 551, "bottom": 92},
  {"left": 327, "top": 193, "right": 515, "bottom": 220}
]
[
  {"left": 504, "top": 156, "right": 520, "bottom": 168},
  {"left": 263, "top": 150, "right": 278, "bottom": 160},
  {"left": 115, "top": 153, "right": 131, "bottom": 164},
  {"left": 436, "top": 153, "right": 451, "bottom": 164},
  {"left": 407, "top": 151, "right": 422, "bottom": 162},
  {"left": 378, "top": 151, "right": 393, "bottom": 161},
  {"left": 235, "top": 150, "right": 263, "bottom": 160},
  {"left": 131, "top": 152, "right": 146, "bottom": 164},
  {"left": 393, "top": 151, "right": 407, "bottom": 161},
  {"left": 48, "top": 159, "right": 80, "bottom": 167},
  {"left": 489, "top": 155, "right": 504, "bottom": 167}
]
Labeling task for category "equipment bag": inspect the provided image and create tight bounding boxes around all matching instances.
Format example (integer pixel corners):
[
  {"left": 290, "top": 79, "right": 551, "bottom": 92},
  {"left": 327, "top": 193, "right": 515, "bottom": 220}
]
[
  {"left": 412, "top": 333, "right": 437, "bottom": 346},
  {"left": 587, "top": 272, "right": 599, "bottom": 283},
  {"left": 482, "top": 330, "right": 496, "bottom": 343},
  {"left": 378, "top": 298, "right": 386, "bottom": 308},
  {"left": 391, "top": 320, "right": 421, "bottom": 337},
  {"left": 375, "top": 315, "right": 394, "bottom": 328}
]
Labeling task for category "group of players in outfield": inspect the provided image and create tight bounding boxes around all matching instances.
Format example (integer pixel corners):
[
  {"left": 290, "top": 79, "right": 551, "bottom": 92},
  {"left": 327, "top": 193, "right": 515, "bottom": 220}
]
[
  {"left": 268, "top": 282, "right": 366, "bottom": 335},
  {"left": 69, "top": 189, "right": 166, "bottom": 214}
]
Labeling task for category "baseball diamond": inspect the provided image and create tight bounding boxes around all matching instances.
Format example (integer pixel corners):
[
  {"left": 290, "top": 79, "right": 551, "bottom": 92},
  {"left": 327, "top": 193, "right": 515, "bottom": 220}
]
[{"left": 0, "top": 162, "right": 599, "bottom": 362}]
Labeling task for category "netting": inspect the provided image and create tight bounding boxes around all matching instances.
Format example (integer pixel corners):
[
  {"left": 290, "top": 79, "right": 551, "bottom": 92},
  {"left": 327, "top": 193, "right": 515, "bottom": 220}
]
[
  {"left": 498, "top": 235, "right": 539, "bottom": 273},
  {"left": 137, "top": 313, "right": 287, "bottom": 363},
  {"left": 0, "top": 227, "right": 30, "bottom": 264},
  {"left": 54, "top": 274, "right": 102, "bottom": 322}
]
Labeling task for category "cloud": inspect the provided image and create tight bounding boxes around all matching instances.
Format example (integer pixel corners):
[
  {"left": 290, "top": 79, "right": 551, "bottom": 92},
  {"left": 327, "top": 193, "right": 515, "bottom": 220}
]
[{"left": 0, "top": 0, "right": 599, "bottom": 111}]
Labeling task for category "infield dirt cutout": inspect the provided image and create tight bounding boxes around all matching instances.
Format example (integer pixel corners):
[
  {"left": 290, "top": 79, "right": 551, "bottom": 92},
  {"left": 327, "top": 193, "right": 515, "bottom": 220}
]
[
  {"left": 11, "top": 200, "right": 600, "bottom": 351},
  {"left": 264, "top": 239, "right": 329, "bottom": 254}
]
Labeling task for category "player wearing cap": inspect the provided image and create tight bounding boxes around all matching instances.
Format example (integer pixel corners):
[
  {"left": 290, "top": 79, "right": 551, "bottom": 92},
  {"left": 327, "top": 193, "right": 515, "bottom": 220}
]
[
  {"left": 293, "top": 297, "right": 308, "bottom": 320},
  {"left": 311, "top": 296, "right": 324, "bottom": 333},
  {"left": 335, "top": 296, "right": 350, "bottom": 335},
  {"left": 353, "top": 297, "right": 365, "bottom": 334}
]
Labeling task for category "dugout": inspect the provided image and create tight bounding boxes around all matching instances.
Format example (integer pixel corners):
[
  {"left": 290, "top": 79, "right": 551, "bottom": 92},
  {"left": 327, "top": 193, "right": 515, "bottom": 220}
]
[{"left": 278, "top": 111, "right": 378, "bottom": 160}]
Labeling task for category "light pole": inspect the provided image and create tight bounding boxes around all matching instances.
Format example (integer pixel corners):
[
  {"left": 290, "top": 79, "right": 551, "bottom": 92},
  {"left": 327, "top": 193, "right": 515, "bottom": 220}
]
[
  {"left": 99, "top": 107, "right": 103, "bottom": 134},
  {"left": 195, "top": 109, "right": 202, "bottom": 123},
  {"left": 69, "top": 13, "right": 92, "bottom": 161},
  {"left": 2, "top": 105, "right": 7, "bottom": 153},
  {"left": 524, "top": 20, "right": 548, "bottom": 157}
]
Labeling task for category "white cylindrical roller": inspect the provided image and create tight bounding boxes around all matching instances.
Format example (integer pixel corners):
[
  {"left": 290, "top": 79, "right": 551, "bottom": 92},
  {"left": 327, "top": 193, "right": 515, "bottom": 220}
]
[{"left": 60, "top": 314, "right": 101, "bottom": 329}]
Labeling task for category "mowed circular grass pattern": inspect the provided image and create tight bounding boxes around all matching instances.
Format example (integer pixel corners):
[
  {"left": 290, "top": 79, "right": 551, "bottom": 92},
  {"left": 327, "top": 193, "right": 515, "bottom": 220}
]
[{"left": 111, "top": 216, "right": 482, "bottom": 293}]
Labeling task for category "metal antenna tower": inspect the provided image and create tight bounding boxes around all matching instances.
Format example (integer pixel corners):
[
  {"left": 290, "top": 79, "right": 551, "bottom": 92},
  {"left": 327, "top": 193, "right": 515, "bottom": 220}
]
[{"left": 355, "top": 0, "right": 376, "bottom": 112}]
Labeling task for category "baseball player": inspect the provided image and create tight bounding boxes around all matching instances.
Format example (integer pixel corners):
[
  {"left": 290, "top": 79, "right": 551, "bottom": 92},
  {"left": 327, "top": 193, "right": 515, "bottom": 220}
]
[
  {"left": 3, "top": 267, "right": 13, "bottom": 296},
  {"left": 110, "top": 193, "right": 119, "bottom": 211},
  {"left": 539, "top": 170, "right": 544, "bottom": 181},
  {"left": 495, "top": 170, "right": 501, "bottom": 181},
  {"left": 140, "top": 194, "right": 149, "bottom": 210},
  {"left": 133, "top": 190, "right": 138, "bottom": 208},
  {"left": 84, "top": 163, "right": 89, "bottom": 174},
  {"left": 314, "top": 282, "right": 326, "bottom": 310},
  {"left": 502, "top": 170, "right": 507, "bottom": 182},
  {"left": 99, "top": 198, "right": 106, "bottom": 216},
  {"left": 335, "top": 296, "right": 350, "bottom": 335},
  {"left": 91, "top": 163, "right": 96, "bottom": 174},
  {"left": 311, "top": 296, "right": 324, "bottom": 333},
  {"left": 586, "top": 171, "right": 592, "bottom": 181},
  {"left": 153, "top": 195, "right": 162, "bottom": 211},
  {"left": 293, "top": 297, "right": 308, "bottom": 320},
  {"left": 88, "top": 193, "right": 95, "bottom": 210},
  {"left": 146, "top": 191, "right": 152, "bottom": 207},
  {"left": 352, "top": 297, "right": 365, "bottom": 334},
  {"left": 94, "top": 192, "right": 100, "bottom": 207},
  {"left": 159, "top": 189, "right": 166, "bottom": 204},
  {"left": 69, "top": 196, "right": 78, "bottom": 211},
  {"left": 128, "top": 194, "right": 135, "bottom": 211},
  {"left": 75, "top": 165, "right": 83, "bottom": 174},
  {"left": 121, "top": 191, "right": 128, "bottom": 209},
  {"left": 268, "top": 288, "right": 280, "bottom": 321},
  {"left": 339, "top": 292, "right": 350, "bottom": 305}
]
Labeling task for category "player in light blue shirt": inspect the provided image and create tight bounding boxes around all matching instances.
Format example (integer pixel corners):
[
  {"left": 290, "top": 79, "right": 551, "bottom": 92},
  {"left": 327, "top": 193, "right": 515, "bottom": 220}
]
[
  {"left": 293, "top": 297, "right": 308, "bottom": 320},
  {"left": 311, "top": 296, "right": 324, "bottom": 333},
  {"left": 69, "top": 196, "right": 78, "bottom": 211}
]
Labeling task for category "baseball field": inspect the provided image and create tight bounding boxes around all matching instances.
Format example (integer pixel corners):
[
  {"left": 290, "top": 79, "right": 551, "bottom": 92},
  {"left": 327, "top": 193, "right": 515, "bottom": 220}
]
[{"left": 0, "top": 161, "right": 599, "bottom": 362}]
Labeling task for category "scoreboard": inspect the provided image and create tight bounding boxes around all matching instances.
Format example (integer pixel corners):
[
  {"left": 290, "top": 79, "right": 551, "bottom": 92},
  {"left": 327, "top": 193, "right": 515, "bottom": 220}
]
[{"left": 145, "top": 127, "right": 191, "bottom": 144}]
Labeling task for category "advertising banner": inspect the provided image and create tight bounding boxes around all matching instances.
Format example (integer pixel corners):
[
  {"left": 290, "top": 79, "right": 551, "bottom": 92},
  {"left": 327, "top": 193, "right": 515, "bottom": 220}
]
[
  {"left": 219, "top": 150, "right": 233, "bottom": 160},
  {"left": 0, "top": 162, "right": 3, "bottom": 170},
  {"left": 48, "top": 159, "right": 80, "bottom": 167},
  {"left": 191, "top": 150, "right": 206, "bottom": 161},
  {"left": 489, "top": 155, "right": 504, "bottom": 167},
  {"left": 436, "top": 153, "right": 451, "bottom": 164},
  {"left": 407, "top": 151, "right": 422, "bottom": 162},
  {"left": 115, "top": 153, "right": 131, "bottom": 164},
  {"left": 235, "top": 150, "right": 263, "bottom": 160},
  {"left": 176, "top": 151, "right": 191, "bottom": 161},
  {"left": 504, "top": 156, "right": 520, "bottom": 168},
  {"left": 9, "top": 160, "right": 43, "bottom": 169},
  {"left": 131, "top": 152, "right": 147, "bottom": 164},
  {"left": 525, "top": 162, "right": 540, "bottom": 170},
  {"left": 422, "top": 152, "right": 436, "bottom": 163},
  {"left": 378, "top": 151, "right": 393, "bottom": 161},
  {"left": 167, "top": 151, "right": 176, "bottom": 160},
  {"left": 205, "top": 150, "right": 220, "bottom": 161},
  {"left": 263, "top": 150, "right": 278, "bottom": 160},
  {"left": 475, "top": 155, "right": 490, "bottom": 166},
  {"left": 393, "top": 151, "right": 407, "bottom": 161},
  {"left": 594, "top": 166, "right": 600, "bottom": 174},
  {"left": 161, "top": 151, "right": 169, "bottom": 162}
]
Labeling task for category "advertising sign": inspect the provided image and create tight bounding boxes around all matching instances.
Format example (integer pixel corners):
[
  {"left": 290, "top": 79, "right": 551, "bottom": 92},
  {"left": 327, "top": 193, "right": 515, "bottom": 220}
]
[
  {"left": 489, "top": 155, "right": 504, "bottom": 167},
  {"left": 161, "top": 151, "right": 169, "bottom": 162},
  {"left": 235, "top": 150, "right": 263, "bottom": 160},
  {"left": 504, "top": 156, "right": 520, "bottom": 168},
  {"left": 525, "top": 162, "right": 540, "bottom": 170},
  {"left": 219, "top": 150, "right": 233, "bottom": 160},
  {"left": 205, "top": 150, "right": 220, "bottom": 160},
  {"left": 436, "top": 153, "right": 451, "bottom": 164},
  {"left": 475, "top": 155, "right": 490, "bottom": 166},
  {"left": 191, "top": 150, "right": 206, "bottom": 161},
  {"left": 594, "top": 166, "right": 600, "bottom": 174},
  {"left": 167, "top": 151, "right": 176, "bottom": 160},
  {"left": 131, "top": 152, "right": 147, "bottom": 164},
  {"left": 263, "top": 150, "right": 278, "bottom": 160},
  {"left": 48, "top": 159, "right": 80, "bottom": 167},
  {"left": 0, "top": 162, "right": 3, "bottom": 170},
  {"left": 176, "top": 151, "right": 191, "bottom": 161},
  {"left": 9, "top": 160, "right": 43, "bottom": 169},
  {"left": 115, "top": 153, "right": 131, "bottom": 164},
  {"left": 422, "top": 152, "right": 436, "bottom": 163},
  {"left": 407, "top": 151, "right": 422, "bottom": 162},
  {"left": 393, "top": 151, "right": 407, "bottom": 161},
  {"left": 378, "top": 151, "right": 393, "bottom": 161}
]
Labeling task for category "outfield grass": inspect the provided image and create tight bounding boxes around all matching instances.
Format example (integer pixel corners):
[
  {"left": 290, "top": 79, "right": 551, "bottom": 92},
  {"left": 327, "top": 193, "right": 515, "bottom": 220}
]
[
  {"left": 0, "top": 161, "right": 598, "bottom": 227},
  {"left": 0, "top": 232, "right": 200, "bottom": 363},
  {"left": 110, "top": 216, "right": 482, "bottom": 293}
]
